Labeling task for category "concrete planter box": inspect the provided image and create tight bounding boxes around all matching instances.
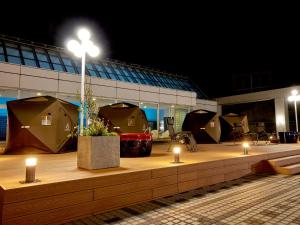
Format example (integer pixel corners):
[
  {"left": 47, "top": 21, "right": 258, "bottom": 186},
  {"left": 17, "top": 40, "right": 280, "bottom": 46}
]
[{"left": 77, "top": 136, "right": 120, "bottom": 170}]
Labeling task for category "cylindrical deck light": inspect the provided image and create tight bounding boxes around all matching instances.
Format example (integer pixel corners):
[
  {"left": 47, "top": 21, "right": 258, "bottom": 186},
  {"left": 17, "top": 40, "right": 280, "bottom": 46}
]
[
  {"left": 25, "top": 158, "right": 37, "bottom": 183},
  {"left": 242, "top": 142, "right": 249, "bottom": 155},
  {"left": 173, "top": 147, "right": 181, "bottom": 163}
]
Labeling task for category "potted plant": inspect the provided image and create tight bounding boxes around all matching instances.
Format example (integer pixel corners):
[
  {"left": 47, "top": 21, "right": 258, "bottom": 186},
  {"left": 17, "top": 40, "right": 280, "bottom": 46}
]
[{"left": 77, "top": 85, "right": 120, "bottom": 170}]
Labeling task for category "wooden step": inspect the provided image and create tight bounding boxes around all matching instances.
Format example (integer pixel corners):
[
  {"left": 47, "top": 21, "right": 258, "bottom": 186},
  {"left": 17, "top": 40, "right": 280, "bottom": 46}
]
[
  {"left": 268, "top": 155, "right": 300, "bottom": 167},
  {"left": 276, "top": 163, "right": 300, "bottom": 175}
]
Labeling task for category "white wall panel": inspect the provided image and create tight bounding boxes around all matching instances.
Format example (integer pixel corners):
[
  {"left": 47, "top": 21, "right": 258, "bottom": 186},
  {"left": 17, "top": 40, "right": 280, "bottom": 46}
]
[
  {"left": 117, "top": 88, "right": 139, "bottom": 100},
  {"left": 177, "top": 96, "right": 192, "bottom": 105},
  {"left": 58, "top": 81, "right": 80, "bottom": 94},
  {"left": 59, "top": 72, "right": 81, "bottom": 82},
  {"left": 140, "top": 85, "right": 159, "bottom": 93},
  {"left": 117, "top": 81, "right": 139, "bottom": 90},
  {"left": 0, "top": 62, "right": 20, "bottom": 74},
  {"left": 92, "top": 85, "right": 117, "bottom": 98},
  {"left": 0, "top": 72, "right": 19, "bottom": 88},
  {"left": 159, "top": 94, "right": 176, "bottom": 104},
  {"left": 21, "top": 66, "right": 58, "bottom": 79},
  {"left": 177, "top": 90, "right": 192, "bottom": 97},
  {"left": 140, "top": 91, "right": 159, "bottom": 102},
  {"left": 159, "top": 88, "right": 177, "bottom": 95},
  {"left": 91, "top": 77, "right": 116, "bottom": 87},
  {"left": 20, "top": 76, "right": 58, "bottom": 92}
]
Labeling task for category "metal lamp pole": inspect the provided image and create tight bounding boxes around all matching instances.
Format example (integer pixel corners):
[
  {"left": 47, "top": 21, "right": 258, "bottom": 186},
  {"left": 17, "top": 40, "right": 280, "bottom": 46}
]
[
  {"left": 294, "top": 99, "right": 298, "bottom": 132},
  {"left": 67, "top": 28, "right": 100, "bottom": 135},
  {"left": 79, "top": 50, "right": 86, "bottom": 136},
  {"left": 288, "top": 90, "right": 300, "bottom": 133}
]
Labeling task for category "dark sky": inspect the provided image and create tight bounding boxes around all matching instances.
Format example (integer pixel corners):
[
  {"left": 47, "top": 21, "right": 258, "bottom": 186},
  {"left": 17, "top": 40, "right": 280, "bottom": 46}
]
[{"left": 1, "top": 4, "right": 298, "bottom": 98}]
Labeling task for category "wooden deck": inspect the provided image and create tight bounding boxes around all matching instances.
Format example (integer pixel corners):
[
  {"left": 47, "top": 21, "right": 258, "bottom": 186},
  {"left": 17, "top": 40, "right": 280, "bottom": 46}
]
[{"left": 1, "top": 142, "right": 300, "bottom": 225}]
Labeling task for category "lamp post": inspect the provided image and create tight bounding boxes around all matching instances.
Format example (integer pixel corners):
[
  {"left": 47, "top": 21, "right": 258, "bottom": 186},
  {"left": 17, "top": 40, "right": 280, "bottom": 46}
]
[
  {"left": 288, "top": 90, "right": 300, "bottom": 133},
  {"left": 67, "top": 28, "right": 100, "bottom": 135},
  {"left": 242, "top": 142, "right": 249, "bottom": 155},
  {"left": 173, "top": 146, "right": 181, "bottom": 163}
]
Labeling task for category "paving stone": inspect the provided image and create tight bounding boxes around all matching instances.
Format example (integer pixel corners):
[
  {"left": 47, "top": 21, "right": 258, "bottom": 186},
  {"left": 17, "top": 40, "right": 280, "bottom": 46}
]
[{"left": 64, "top": 174, "right": 300, "bottom": 225}]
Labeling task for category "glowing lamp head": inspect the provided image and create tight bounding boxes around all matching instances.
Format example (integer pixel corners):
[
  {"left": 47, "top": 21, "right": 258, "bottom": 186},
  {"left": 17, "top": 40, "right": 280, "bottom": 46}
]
[
  {"left": 84, "top": 40, "right": 100, "bottom": 57},
  {"left": 77, "top": 28, "right": 91, "bottom": 41},
  {"left": 242, "top": 142, "right": 249, "bottom": 148},
  {"left": 292, "top": 90, "right": 298, "bottom": 96},
  {"left": 67, "top": 40, "right": 83, "bottom": 57},
  {"left": 173, "top": 147, "right": 181, "bottom": 154},
  {"left": 25, "top": 158, "right": 37, "bottom": 167}
]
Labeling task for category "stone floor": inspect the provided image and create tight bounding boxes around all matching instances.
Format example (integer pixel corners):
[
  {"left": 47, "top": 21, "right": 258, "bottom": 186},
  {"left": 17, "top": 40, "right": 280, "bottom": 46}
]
[{"left": 63, "top": 174, "right": 300, "bottom": 225}]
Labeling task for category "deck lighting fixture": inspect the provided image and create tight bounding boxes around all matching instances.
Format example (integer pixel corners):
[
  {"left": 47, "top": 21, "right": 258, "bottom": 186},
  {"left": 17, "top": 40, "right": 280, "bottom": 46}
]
[
  {"left": 173, "top": 146, "right": 181, "bottom": 163},
  {"left": 288, "top": 89, "right": 300, "bottom": 132},
  {"left": 242, "top": 142, "right": 249, "bottom": 155},
  {"left": 20, "top": 158, "right": 39, "bottom": 183},
  {"left": 67, "top": 28, "right": 100, "bottom": 135}
]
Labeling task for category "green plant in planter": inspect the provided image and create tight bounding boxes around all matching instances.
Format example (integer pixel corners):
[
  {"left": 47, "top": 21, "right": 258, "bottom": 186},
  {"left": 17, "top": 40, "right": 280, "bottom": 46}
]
[
  {"left": 76, "top": 84, "right": 117, "bottom": 137},
  {"left": 83, "top": 118, "right": 117, "bottom": 136}
]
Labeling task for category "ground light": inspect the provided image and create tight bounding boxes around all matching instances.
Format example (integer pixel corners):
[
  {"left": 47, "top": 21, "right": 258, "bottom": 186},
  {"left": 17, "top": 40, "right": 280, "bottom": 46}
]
[
  {"left": 20, "top": 157, "right": 40, "bottom": 183},
  {"left": 242, "top": 142, "right": 249, "bottom": 155},
  {"left": 173, "top": 146, "right": 181, "bottom": 163},
  {"left": 67, "top": 28, "right": 100, "bottom": 135}
]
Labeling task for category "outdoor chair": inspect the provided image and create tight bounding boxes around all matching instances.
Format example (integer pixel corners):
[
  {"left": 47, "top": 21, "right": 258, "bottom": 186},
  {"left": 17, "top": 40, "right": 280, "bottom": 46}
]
[
  {"left": 166, "top": 117, "right": 198, "bottom": 152},
  {"left": 253, "top": 122, "right": 269, "bottom": 144},
  {"left": 230, "top": 123, "right": 245, "bottom": 144}
]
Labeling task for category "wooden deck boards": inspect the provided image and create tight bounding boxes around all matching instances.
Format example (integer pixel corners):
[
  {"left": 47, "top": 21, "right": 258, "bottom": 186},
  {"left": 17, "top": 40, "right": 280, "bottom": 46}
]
[{"left": 1, "top": 143, "right": 300, "bottom": 225}]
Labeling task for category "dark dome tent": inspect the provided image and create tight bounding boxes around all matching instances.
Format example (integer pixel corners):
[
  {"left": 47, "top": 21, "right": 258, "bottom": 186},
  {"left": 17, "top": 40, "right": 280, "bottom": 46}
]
[
  {"left": 182, "top": 109, "right": 221, "bottom": 143},
  {"left": 220, "top": 113, "right": 250, "bottom": 142},
  {"left": 98, "top": 102, "right": 152, "bottom": 157},
  {"left": 5, "top": 96, "right": 78, "bottom": 154}
]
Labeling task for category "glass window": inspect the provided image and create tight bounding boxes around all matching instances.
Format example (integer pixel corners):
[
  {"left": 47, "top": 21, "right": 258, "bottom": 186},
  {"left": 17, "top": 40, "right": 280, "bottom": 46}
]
[
  {"left": 21, "top": 49, "right": 35, "bottom": 59},
  {"left": 0, "top": 45, "right": 4, "bottom": 54},
  {"left": 6, "top": 45, "right": 20, "bottom": 57},
  {"left": 108, "top": 73, "right": 118, "bottom": 80},
  {"left": 39, "top": 61, "right": 51, "bottom": 69},
  {"left": 99, "top": 71, "right": 109, "bottom": 79},
  {"left": 62, "top": 58, "right": 77, "bottom": 74},
  {"left": 24, "top": 59, "right": 37, "bottom": 67},
  {"left": 36, "top": 53, "right": 48, "bottom": 61},
  {"left": 7, "top": 56, "right": 21, "bottom": 64},
  {"left": 0, "top": 44, "right": 4, "bottom": 62},
  {"left": 21, "top": 47, "right": 37, "bottom": 67},
  {"left": 5, "top": 44, "right": 21, "bottom": 65},
  {"left": 36, "top": 49, "right": 51, "bottom": 69},
  {"left": 86, "top": 63, "right": 99, "bottom": 77},
  {"left": 104, "top": 65, "right": 113, "bottom": 73},
  {"left": 48, "top": 52, "right": 65, "bottom": 72},
  {"left": 52, "top": 64, "right": 64, "bottom": 72},
  {"left": 95, "top": 64, "right": 105, "bottom": 72}
]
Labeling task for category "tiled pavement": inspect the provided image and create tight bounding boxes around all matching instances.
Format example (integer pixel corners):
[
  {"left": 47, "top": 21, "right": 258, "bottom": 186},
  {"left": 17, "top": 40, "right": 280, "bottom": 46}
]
[{"left": 64, "top": 174, "right": 300, "bottom": 225}]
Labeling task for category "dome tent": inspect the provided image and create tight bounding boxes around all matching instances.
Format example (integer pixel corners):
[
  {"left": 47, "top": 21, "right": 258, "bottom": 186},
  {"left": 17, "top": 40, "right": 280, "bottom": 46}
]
[
  {"left": 98, "top": 102, "right": 152, "bottom": 157},
  {"left": 5, "top": 96, "right": 78, "bottom": 154},
  {"left": 98, "top": 102, "right": 149, "bottom": 133},
  {"left": 220, "top": 113, "right": 249, "bottom": 142},
  {"left": 182, "top": 109, "right": 221, "bottom": 143}
]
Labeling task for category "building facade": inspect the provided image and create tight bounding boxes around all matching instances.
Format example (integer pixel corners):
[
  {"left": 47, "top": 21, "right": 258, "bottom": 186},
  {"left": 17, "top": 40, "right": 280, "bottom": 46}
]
[
  {"left": 217, "top": 86, "right": 300, "bottom": 135},
  {"left": 0, "top": 36, "right": 217, "bottom": 141}
]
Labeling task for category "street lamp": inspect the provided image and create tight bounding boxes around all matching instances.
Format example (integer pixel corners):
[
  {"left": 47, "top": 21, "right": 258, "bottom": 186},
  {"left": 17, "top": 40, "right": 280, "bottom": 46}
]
[
  {"left": 67, "top": 28, "right": 100, "bottom": 135},
  {"left": 288, "top": 89, "right": 300, "bottom": 132}
]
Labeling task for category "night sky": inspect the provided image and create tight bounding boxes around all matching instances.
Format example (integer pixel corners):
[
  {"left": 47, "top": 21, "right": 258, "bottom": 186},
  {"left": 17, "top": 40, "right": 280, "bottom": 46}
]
[{"left": 1, "top": 4, "right": 298, "bottom": 98}]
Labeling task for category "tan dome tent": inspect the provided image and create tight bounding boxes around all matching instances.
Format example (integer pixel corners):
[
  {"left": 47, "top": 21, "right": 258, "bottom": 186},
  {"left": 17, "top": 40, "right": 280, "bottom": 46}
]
[
  {"left": 182, "top": 110, "right": 221, "bottom": 143},
  {"left": 98, "top": 102, "right": 149, "bottom": 133},
  {"left": 5, "top": 96, "right": 78, "bottom": 154},
  {"left": 98, "top": 102, "right": 152, "bottom": 157},
  {"left": 220, "top": 113, "right": 249, "bottom": 142}
]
